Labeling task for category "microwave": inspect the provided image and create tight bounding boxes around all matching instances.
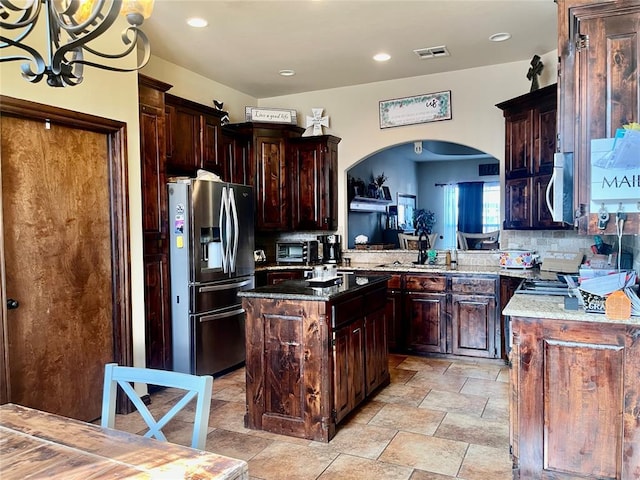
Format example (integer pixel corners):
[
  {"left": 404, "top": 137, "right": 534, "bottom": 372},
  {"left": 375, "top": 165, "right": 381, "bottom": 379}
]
[{"left": 276, "top": 241, "right": 319, "bottom": 265}]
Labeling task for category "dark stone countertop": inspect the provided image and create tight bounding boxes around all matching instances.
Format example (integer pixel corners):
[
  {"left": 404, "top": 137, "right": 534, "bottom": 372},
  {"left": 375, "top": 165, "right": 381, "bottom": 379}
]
[{"left": 238, "top": 273, "right": 390, "bottom": 302}]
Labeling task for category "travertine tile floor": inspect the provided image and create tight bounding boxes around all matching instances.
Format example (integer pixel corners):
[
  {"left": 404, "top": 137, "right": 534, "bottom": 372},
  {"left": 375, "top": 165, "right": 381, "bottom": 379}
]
[{"left": 111, "top": 355, "right": 512, "bottom": 480}]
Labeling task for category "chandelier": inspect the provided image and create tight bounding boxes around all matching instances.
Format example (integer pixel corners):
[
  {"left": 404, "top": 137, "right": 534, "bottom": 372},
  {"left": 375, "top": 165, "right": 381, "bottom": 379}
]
[{"left": 0, "top": 0, "right": 154, "bottom": 87}]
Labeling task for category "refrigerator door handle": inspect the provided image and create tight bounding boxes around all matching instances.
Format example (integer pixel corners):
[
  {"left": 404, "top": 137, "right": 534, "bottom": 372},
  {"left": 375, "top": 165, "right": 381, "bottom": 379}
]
[
  {"left": 199, "top": 308, "right": 245, "bottom": 323},
  {"left": 220, "top": 186, "right": 230, "bottom": 273},
  {"left": 198, "top": 279, "right": 252, "bottom": 292},
  {"left": 229, "top": 187, "right": 239, "bottom": 273}
]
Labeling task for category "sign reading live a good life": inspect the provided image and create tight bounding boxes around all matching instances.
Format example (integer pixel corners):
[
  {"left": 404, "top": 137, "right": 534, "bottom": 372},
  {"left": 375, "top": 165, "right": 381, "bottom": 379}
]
[
  {"left": 245, "top": 107, "right": 297, "bottom": 125},
  {"left": 379, "top": 91, "right": 452, "bottom": 129}
]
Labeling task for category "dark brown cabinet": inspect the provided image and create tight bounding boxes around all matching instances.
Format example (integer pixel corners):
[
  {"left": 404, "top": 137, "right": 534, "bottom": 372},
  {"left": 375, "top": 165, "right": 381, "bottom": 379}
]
[
  {"left": 164, "top": 94, "right": 225, "bottom": 177},
  {"left": 243, "top": 278, "right": 389, "bottom": 442},
  {"left": 404, "top": 273, "right": 500, "bottom": 359},
  {"left": 333, "top": 318, "right": 365, "bottom": 423},
  {"left": 384, "top": 274, "right": 403, "bottom": 353},
  {"left": 220, "top": 127, "right": 252, "bottom": 185},
  {"left": 450, "top": 276, "right": 498, "bottom": 358},
  {"left": 289, "top": 135, "right": 340, "bottom": 231},
  {"left": 138, "top": 75, "right": 173, "bottom": 371},
  {"left": 557, "top": 0, "right": 640, "bottom": 235},
  {"left": 228, "top": 123, "right": 304, "bottom": 231},
  {"left": 510, "top": 315, "right": 640, "bottom": 479},
  {"left": 497, "top": 84, "right": 569, "bottom": 230},
  {"left": 405, "top": 274, "right": 448, "bottom": 355}
]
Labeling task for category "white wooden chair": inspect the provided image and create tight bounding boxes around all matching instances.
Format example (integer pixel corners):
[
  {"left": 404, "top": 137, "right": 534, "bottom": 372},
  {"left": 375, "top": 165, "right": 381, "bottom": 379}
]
[
  {"left": 398, "top": 232, "right": 438, "bottom": 250},
  {"left": 101, "top": 363, "right": 213, "bottom": 450},
  {"left": 457, "top": 230, "right": 500, "bottom": 250}
]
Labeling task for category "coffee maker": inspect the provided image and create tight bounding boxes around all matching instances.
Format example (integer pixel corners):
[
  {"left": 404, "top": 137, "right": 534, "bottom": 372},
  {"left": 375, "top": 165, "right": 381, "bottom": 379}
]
[{"left": 317, "top": 234, "right": 342, "bottom": 264}]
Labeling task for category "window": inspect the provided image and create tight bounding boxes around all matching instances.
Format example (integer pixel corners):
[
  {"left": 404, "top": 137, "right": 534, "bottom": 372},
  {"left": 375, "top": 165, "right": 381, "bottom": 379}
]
[
  {"left": 482, "top": 182, "right": 500, "bottom": 232},
  {"left": 441, "top": 182, "right": 500, "bottom": 248}
]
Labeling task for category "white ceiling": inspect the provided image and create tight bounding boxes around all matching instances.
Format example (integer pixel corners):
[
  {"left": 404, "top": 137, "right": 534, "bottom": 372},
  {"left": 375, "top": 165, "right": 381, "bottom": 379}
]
[{"left": 144, "top": 0, "right": 558, "bottom": 99}]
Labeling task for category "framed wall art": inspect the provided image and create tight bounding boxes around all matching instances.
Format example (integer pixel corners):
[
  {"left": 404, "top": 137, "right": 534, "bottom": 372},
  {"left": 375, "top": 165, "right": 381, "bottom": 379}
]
[{"left": 379, "top": 90, "right": 452, "bottom": 129}]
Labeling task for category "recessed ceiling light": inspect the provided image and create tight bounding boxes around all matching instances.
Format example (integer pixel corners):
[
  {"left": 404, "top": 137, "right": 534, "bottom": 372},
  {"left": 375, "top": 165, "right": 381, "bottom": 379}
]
[
  {"left": 187, "top": 17, "right": 208, "bottom": 28},
  {"left": 279, "top": 69, "right": 296, "bottom": 77},
  {"left": 373, "top": 53, "right": 391, "bottom": 62},
  {"left": 489, "top": 32, "right": 511, "bottom": 42}
]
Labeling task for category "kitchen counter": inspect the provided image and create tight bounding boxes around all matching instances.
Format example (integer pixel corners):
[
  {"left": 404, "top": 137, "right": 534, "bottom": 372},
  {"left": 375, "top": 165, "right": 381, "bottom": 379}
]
[
  {"left": 504, "top": 292, "right": 640, "bottom": 324},
  {"left": 238, "top": 273, "right": 390, "bottom": 301},
  {"left": 257, "top": 261, "right": 543, "bottom": 279}
]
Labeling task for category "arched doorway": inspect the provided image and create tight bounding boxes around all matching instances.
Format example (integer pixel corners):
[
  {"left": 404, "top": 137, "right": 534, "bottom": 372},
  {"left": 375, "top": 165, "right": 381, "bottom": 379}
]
[{"left": 346, "top": 140, "right": 499, "bottom": 249}]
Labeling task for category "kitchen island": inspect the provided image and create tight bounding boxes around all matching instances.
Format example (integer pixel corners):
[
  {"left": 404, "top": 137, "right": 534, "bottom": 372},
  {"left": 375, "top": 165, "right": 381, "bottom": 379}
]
[
  {"left": 239, "top": 274, "right": 390, "bottom": 442},
  {"left": 504, "top": 294, "right": 640, "bottom": 479}
]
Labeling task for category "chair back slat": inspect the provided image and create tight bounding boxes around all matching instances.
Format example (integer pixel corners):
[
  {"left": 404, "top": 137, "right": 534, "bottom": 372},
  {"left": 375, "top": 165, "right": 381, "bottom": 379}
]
[{"left": 101, "top": 363, "right": 213, "bottom": 450}]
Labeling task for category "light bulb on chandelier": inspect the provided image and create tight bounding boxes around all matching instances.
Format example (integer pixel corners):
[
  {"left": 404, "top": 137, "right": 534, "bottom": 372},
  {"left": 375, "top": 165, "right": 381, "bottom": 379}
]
[{"left": 0, "top": 0, "right": 155, "bottom": 87}]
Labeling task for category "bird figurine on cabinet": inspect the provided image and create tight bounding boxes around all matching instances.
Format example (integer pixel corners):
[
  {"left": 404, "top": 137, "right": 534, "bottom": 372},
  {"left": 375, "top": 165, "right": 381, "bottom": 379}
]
[{"left": 213, "top": 99, "right": 230, "bottom": 125}]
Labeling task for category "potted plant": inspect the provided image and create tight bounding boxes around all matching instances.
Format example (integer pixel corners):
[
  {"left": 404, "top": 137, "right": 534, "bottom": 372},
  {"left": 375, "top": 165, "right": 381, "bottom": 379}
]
[{"left": 413, "top": 209, "right": 436, "bottom": 234}]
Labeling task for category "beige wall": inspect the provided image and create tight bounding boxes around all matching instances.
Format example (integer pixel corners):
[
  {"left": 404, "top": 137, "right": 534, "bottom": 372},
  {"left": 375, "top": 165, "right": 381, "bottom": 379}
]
[{"left": 141, "top": 56, "right": 257, "bottom": 122}]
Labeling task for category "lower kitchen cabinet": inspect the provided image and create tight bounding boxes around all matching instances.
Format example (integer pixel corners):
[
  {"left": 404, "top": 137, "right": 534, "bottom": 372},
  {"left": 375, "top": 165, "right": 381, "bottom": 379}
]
[
  {"left": 333, "top": 318, "right": 365, "bottom": 423},
  {"left": 450, "top": 276, "right": 498, "bottom": 358},
  {"left": 405, "top": 291, "right": 448, "bottom": 354},
  {"left": 385, "top": 275, "right": 403, "bottom": 353},
  {"left": 510, "top": 315, "right": 640, "bottom": 479},
  {"left": 404, "top": 273, "right": 500, "bottom": 359}
]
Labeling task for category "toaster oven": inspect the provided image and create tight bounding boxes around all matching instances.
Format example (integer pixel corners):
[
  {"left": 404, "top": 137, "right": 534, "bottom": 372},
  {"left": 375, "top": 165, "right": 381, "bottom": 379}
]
[{"left": 276, "top": 241, "right": 319, "bottom": 265}]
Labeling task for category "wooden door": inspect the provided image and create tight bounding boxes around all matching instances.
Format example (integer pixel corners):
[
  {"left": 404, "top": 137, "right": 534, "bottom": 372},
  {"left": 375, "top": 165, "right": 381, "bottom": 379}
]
[
  {"left": 450, "top": 294, "right": 496, "bottom": 358},
  {"left": 504, "top": 110, "right": 533, "bottom": 179},
  {"left": 405, "top": 292, "right": 447, "bottom": 354},
  {"left": 504, "top": 177, "right": 532, "bottom": 229},
  {"left": 255, "top": 135, "right": 289, "bottom": 230},
  {"left": 0, "top": 97, "right": 132, "bottom": 422}
]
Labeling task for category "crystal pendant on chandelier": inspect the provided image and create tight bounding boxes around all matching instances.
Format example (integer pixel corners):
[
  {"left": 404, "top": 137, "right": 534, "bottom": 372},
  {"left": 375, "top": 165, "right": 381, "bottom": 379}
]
[{"left": 0, "top": 0, "right": 155, "bottom": 87}]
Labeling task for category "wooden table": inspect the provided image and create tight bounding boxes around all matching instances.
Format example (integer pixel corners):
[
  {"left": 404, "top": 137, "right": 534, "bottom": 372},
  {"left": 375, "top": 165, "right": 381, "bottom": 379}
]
[{"left": 0, "top": 403, "right": 248, "bottom": 479}]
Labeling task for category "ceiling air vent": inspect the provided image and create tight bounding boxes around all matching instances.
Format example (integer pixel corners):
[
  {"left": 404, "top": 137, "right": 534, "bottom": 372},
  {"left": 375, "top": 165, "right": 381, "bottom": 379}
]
[{"left": 413, "top": 45, "right": 450, "bottom": 59}]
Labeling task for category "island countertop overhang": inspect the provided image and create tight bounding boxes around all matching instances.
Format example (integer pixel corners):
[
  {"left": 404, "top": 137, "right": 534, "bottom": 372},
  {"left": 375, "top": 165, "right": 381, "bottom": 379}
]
[{"left": 238, "top": 273, "right": 390, "bottom": 302}]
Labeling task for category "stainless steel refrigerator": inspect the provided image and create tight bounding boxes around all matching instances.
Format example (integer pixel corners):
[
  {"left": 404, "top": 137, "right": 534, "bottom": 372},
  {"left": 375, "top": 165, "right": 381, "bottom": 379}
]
[{"left": 168, "top": 178, "right": 254, "bottom": 376}]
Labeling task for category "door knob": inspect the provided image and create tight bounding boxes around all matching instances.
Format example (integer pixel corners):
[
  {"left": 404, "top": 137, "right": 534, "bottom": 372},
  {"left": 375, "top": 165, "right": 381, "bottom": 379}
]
[{"left": 7, "top": 299, "right": 19, "bottom": 310}]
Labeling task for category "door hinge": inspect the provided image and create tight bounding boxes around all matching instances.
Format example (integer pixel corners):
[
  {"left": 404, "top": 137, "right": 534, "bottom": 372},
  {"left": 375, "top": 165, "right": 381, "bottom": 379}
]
[
  {"left": 331, "top": 408, "right": 337, "bottom": 422},
  {"left": 575, "top": 34, "right": 589, "bottom": 51}
]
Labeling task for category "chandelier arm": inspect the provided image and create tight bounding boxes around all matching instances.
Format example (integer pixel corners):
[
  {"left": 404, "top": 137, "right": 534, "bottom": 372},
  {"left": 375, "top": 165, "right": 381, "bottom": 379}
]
[
  {"left": 71, "top": 29, "right": 150, "bottom": 71},
  {"left": 53, "top": 0, "right": 121, "bottom": 37},
  {"left": 0, "top": 34, "right": 46, "bottom": 77},
  {"left": 80, "top": 26, "right": 138, "bottom": 59},
  {"left": 0, "top": 0, "right": 41, "bottom": 29},
  {"left": 2, "top": 0, "right": 153, "bottom": 87},
  {"left": 50, "top": 4, "right": 125, "bottom": 75}
]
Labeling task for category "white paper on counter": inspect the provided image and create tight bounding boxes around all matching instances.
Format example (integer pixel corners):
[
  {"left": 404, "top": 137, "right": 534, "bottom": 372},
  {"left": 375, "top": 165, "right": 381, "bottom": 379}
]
[{"left": 580, "top": 271, "right": 636, "bottom": 296}]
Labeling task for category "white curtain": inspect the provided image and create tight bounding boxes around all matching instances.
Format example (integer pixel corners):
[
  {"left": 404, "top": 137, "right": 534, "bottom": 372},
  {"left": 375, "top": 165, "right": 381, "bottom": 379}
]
[{"left": 443, "top": 184, "right": 458, "bottom": 249}]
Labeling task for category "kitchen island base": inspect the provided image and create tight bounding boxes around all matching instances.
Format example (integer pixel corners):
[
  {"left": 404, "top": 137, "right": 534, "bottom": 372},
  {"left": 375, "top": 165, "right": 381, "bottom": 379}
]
[{"left": 241, "top": 275, "right": 390, "bottom": 442}]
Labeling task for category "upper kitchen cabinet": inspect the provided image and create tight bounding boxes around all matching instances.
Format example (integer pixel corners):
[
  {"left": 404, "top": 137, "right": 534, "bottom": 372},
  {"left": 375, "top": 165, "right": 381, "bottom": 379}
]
[
  {"left": 497, "top": 84, "right": 569, "bottom": 230},
  {"left": 289, "top": 135, "right": 341, "bottom": 231},
  {"left": 164, "top": 94, "right": 226, "bottom": 177},
  {"left": 227, "top": 122, "right": 304, "bottom": 231},
  {"left": 557, "top": 0, "right": 640, "bottom": 235},
  {"left": 138, "top": 74, "right": 173, "bottom": 372},
  {"left": 220, "top": 126, "right": 252, "bottom": 185}
]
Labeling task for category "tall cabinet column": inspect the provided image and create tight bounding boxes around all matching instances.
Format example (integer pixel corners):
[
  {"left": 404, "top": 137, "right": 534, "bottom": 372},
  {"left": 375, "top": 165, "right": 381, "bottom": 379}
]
[{"left": 138, "top": 75, "right": 173, "bottom": 371}]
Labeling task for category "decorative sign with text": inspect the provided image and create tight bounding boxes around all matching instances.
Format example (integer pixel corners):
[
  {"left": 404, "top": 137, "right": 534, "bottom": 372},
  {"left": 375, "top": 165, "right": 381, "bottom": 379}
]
[
  {"left": 245, "top": 107, "right": 297, "bottom": 125},
  {"left": 379, "top": 91, "right": 452, "bottom": 129}
]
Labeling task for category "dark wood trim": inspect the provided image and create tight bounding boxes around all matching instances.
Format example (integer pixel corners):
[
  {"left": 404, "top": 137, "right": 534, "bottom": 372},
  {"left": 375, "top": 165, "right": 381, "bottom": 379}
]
[{"left": 0, "top": 95, "right": 134, "bottom": 411}]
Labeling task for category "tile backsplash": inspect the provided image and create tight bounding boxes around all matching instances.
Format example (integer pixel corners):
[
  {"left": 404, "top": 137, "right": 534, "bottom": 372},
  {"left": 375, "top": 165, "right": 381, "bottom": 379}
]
[{"left": 501, "top": 230, "right": 639, "bottom": 272}]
